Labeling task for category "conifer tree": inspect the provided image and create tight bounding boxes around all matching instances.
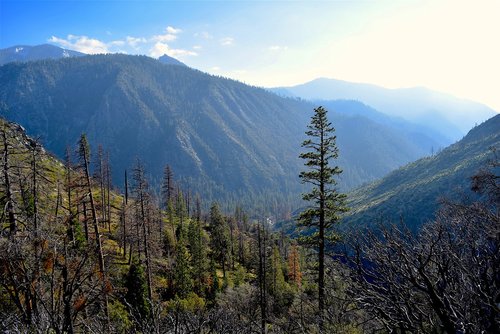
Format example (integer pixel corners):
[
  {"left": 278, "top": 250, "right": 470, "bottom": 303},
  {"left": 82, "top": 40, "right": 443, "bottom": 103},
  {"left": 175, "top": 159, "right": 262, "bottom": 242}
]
[
  {"left": 287, "top": 244, "right": 302, "bottom": 288},
  {"left": 188, "top": 216, "right": 207, "bottom": 295},
  {"left": 269, "top": 245, "right": 286, "bottom": 297},
  {"left": 298, "top": 106, "right": 348, "bottom": 328},
  {"left": 173, "top": 239, "right": 192, "bottom": 299},
  {"left": 124, "top": 263, "right": 151, "bottom": 324},
  {"left": 209, "top": 202, "right": 230, "bottom": 277},
  {"left": 162, "top": 164, "right": 175, "bottom": 208}
]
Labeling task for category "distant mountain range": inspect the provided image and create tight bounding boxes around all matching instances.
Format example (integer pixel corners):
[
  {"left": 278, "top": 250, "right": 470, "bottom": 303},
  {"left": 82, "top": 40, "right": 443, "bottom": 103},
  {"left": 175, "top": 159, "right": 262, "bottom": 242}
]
[
  {"left": 345, "top": 113, "right": 500, "bottom": 231},
  {"left": 2, "top": 44, "right": 496, "bottom": 214},
  {"left": 0, "top": 51, "right": 448, "bottom": 211},
  {"left": 0, "top": 44, "right": 85, "bottom": 65},
  {"left": 272, "top": 78, "right": 497, "bottom": 142}
]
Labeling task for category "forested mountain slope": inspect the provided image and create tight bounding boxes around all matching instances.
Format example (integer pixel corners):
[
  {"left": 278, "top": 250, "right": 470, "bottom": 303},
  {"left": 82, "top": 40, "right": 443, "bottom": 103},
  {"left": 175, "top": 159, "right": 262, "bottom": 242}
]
[
  {"left": 346, "top": 113, "right": 500, "bottom": 230},
  {"left": 0, "top": 54, "right": 440, "bottom": 211}
]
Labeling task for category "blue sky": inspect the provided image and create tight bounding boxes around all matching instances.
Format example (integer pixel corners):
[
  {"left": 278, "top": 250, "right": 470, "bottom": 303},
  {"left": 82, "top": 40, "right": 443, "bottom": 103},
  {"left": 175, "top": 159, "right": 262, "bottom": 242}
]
[{"left": 1, "top": 0, "right": 500, "bottom": 111}]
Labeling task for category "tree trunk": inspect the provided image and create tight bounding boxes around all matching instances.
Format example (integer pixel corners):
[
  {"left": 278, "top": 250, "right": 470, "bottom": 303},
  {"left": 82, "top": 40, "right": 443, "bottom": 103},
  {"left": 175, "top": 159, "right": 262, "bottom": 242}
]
[
  {"left": 80, "top": 138, "right": 110, "bottom": 329},
  {"left": 258, "top": 223, "right": 267, "bottom": 334},
  {"left": 318, "top": 130, "right": 325, "bottom": 332},
  {"left": 2, "top": 127, "right": 16, "bottom": 236}
]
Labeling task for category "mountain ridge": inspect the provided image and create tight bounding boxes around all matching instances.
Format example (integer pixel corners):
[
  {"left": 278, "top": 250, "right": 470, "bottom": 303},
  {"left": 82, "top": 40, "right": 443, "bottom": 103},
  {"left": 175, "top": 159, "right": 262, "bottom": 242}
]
[
  {"left": 0, "top": 44, "right": 85, "bottom": 65},
  {"left": 345, "top": 113, "right": 500, "bottom": 230},
  {"left": 272, "top": 77, "right": 497, "bottom": 141}
]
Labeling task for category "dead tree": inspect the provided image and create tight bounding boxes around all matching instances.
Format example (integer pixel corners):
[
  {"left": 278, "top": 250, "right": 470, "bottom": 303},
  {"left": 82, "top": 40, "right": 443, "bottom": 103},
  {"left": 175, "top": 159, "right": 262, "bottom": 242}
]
[{"left": 78, "top": 134, "right": 109, "bottom": 328}]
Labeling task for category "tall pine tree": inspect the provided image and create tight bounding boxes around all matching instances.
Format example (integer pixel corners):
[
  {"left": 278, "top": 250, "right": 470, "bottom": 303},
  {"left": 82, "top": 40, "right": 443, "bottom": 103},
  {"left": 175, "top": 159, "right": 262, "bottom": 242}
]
[{"left": 298, "top": 106, "right": 348, "bottom": 329}]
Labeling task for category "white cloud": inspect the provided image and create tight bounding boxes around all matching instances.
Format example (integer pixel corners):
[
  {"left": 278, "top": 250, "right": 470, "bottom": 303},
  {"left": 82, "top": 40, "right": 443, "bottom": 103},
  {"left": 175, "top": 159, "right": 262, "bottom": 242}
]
[
  {"left": 48, "top": 35, "right": 109, "bottom": 54},
  {"left": 210, "top": 66, "right": 221, "bottom": 71},
  {"left": 195, "top": 31, "right": 213, "bottom": 40},
  {"left": 149, "top": 42, "right": 198, "bottom": 58},
  {"left": 126, "top": 36, "right": 147, "bottom": 47},
  {"left": 268, "top": 45, "right": 288, "bottom": 51},
  {"left": 220, "top": 37, "right": 234, "bottom": 46},
  {"left": 166, "top": 26, "right": 182, "bottom": 34},
  {"left": 151, "top": 34, "right": 177, "bottom": 42},
  {"left": 151, "top": 26, "right": 182, "bottom": 42},
  {"left": 48, "top": 24, "right": 198, "bottom": 61},
  {"left": 109, "top": 40, "right": 125, "bottom": 47}
]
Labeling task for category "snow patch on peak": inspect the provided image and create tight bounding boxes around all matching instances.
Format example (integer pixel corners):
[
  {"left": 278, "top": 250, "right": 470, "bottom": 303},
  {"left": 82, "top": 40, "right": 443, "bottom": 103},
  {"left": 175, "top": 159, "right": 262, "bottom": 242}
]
[
  {"left": 15, "top": 47, "right": 24, "bottom": 53},
  {"left": 62, "top": 50, "right": 70, "bottom": 58}
]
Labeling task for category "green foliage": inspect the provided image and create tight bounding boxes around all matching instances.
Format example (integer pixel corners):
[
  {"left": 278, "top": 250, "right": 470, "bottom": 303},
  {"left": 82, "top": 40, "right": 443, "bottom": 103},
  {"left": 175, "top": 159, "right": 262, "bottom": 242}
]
[
  {"left": 71, "top": 220, "right": 86, "bottom": 250},
  {"left": 187, "top": 218, "right": 208, "bottom": 295},
  {"left": 124, "top": 263, "right": 151, "bottom": 322},
  {"left": 78, "top": 134, "right": 90, "bottom": 165},
  {"left": 298, "top": 106, "right": 348, "bottom": 245},
  {"left": 173, "top": 240, "right": 193, "bottom": 299},
  {"left": 209, "top": 203, "right": 230, "bottom": 275},
  {"left": 109, "top": 300, "right": 133, "bottom": 333},
  {"left": 233, "top": 265, "right": 246, "bottom": 287},
  {"left": 162, "top": 223, "right": 177, "bottom": 255},
  {"left": 166, "top": 292, "right": 206, "bottom": 313},
  {"left": 268, "top": 246, "right": 286, "bottom": 296}
]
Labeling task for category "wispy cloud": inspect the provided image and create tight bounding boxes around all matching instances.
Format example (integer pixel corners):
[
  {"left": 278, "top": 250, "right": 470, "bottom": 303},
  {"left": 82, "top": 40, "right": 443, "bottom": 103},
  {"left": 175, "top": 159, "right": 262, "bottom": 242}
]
[
  {"left": 48, "top": 35, "right": 109, "bottom": 54},
  {"left": 194, "top": 31, "right": 213, "bottom": 40},
  {"left": 166, "top": 26, "right": 182, "bottom": 34},
  {"left": 151, "top": 26, "right": 181, "bottom": 43},
  {"left": 149, "top": 42, "right": 198, "bottom": 58},
  {"left": 109, "top": 40, "right": 125, "bottom": 47},
  {"left": 220, "top": 37, "right": 234, "bottom": 46},
  {"left": 126, "top": 36, "right": 147, "bottom": 48},
  {"left": 268, "top": 45, "right": 288, "bottom": 51}
]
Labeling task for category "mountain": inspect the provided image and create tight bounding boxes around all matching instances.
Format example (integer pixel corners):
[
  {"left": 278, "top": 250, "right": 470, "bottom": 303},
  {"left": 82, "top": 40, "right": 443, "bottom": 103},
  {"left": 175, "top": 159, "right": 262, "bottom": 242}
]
[
  {"left": 0, "top": 54, "right": 308, "bottom": 206},
  {"left": 317, "top": 99, "right": 449, "bottom": 155},
  {"left": 158, "top": 54, "right": 186, "bottom": 66},
  {"left": 0, "top": 44, "right": 85, "bottom": 65},
  {"left": 0, "top": 54, "right": 448, "bottom": 211},
  {"left": 345, "top": 114, "right": 500, "bottom": 231},
  {"left": 273, "top": 78, "right": 497, "bottom": 142}
]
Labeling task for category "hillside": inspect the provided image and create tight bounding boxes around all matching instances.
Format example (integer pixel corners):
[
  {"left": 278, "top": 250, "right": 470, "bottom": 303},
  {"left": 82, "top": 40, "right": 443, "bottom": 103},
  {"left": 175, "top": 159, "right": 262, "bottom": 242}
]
[
  {"left": 273, "top": 78, "right": 497, "bottom": 142},
  {"left": 0, "top": 54, "right": 439, "bottom": 211},
  {"left": 0, "top": 44, "right": 85, "bottom": 65},
  {"left": 346, "top": 114, "right": 500, "bottom": 230}
]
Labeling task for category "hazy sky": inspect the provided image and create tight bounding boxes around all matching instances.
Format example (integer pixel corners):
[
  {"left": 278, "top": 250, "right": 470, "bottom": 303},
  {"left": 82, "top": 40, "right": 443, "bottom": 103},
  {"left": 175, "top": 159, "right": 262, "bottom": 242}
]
[{"left": 1, "top": 0, "right": 499, "bottom": 111}]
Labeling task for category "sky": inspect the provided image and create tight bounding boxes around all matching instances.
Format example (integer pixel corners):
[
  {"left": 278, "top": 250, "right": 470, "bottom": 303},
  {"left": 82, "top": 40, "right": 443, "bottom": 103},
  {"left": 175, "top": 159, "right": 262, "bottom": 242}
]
[{"left": 1, "top": 0, "right": 500, "bottom": 112}]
